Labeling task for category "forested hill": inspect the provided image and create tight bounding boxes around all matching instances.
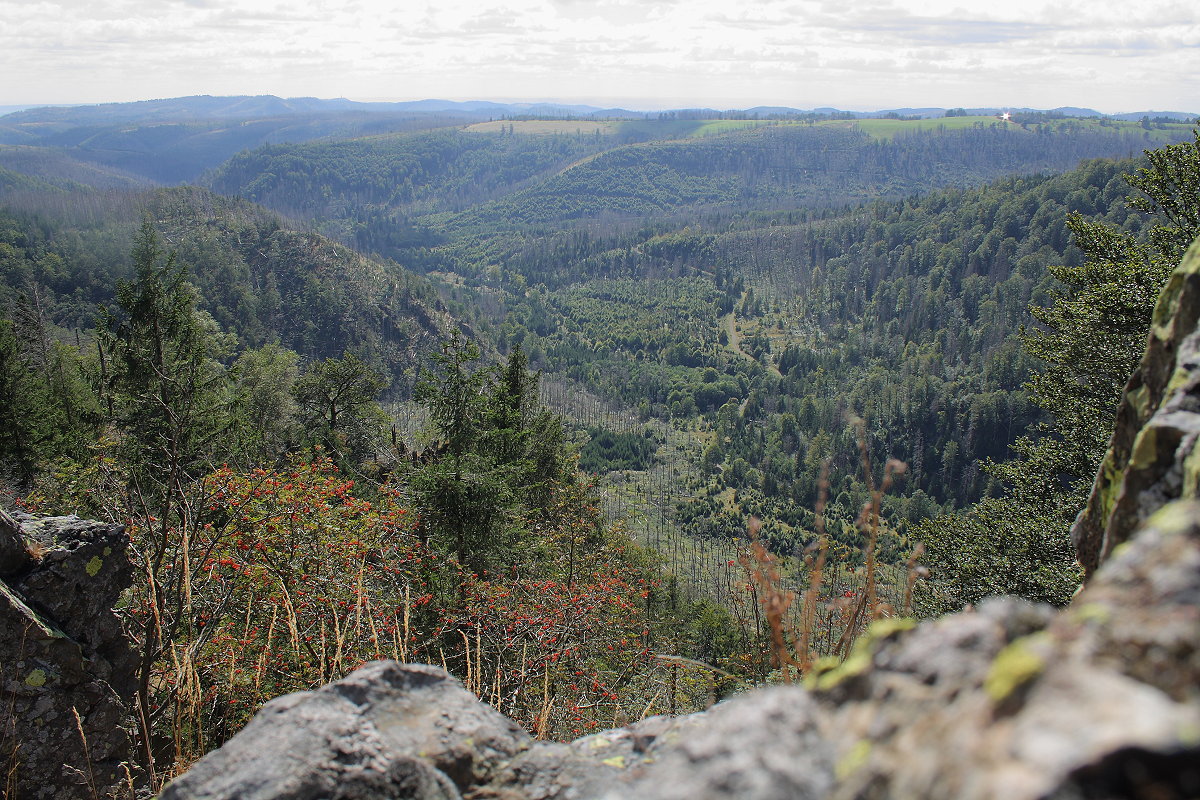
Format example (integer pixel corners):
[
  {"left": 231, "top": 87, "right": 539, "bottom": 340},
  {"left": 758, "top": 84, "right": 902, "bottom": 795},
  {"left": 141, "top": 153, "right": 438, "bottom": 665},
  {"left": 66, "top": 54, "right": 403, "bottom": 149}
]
[
  {"left": 0, "top": 110, "right": 488, "bottom": 185},
  {"left": 451, "top": 123, "right": 1166, "bottom": 227},
  {"left": 0, "top": 186, "right": 452, "bottom": 387},
  {"left": 454, "top": 156, "right": 1151, "bottom": 556},
  {"left": 4, "top": 114, "right": 1183, "bottom": 550},
  {"left": 191, "top": 111, "right": 1197, "bottom": 553},
  {"left": 202, "top": 117, "right": 1193, "bottom": 259}
]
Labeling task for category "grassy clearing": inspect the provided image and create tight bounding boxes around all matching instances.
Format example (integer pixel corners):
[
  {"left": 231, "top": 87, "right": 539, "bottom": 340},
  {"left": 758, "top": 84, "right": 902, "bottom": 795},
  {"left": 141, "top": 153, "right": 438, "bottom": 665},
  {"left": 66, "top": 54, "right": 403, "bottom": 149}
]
[
  {"left": 689, "top": 120, "right": 787, "bottom": 137},
  {"left": 1061, "top": 118, "right": 1196, "bottom": 143},
  {"left": 844, "top": 116, "right": 1006, "bottom": 140},
  {"left": 840, "top": 115, "right": 1196, "bottom": 144},
  {"left": 461, "top": 118, "right": 768, "bottom": 140},
  {"left": 463, "top": 120, "right": 621, "bottom": 136}
]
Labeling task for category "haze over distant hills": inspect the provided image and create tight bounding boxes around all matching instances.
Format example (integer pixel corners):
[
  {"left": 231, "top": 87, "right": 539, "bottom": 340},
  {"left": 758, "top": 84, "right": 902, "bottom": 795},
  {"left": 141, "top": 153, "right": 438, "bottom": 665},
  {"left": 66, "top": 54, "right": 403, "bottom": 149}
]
[
  {"left": 0, "top": 92, "right": 1192, "bottom": 199},
  {"left": 2, "top": 95, "right": 1197, "bottom": 125}
]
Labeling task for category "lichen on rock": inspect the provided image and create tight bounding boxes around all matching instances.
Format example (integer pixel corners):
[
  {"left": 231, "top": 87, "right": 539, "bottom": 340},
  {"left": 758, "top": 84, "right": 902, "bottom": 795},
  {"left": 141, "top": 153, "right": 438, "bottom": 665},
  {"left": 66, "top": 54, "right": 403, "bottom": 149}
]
[{"left": 0, "top": 508, "right": 137, "bottom": 800}]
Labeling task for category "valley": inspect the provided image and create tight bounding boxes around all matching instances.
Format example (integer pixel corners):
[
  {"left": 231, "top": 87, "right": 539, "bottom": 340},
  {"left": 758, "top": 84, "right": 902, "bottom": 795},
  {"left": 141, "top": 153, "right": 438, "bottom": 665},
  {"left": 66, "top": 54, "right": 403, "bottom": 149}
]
[{"left": 1, "top": 95, "right": 1197, "bottom": 787}]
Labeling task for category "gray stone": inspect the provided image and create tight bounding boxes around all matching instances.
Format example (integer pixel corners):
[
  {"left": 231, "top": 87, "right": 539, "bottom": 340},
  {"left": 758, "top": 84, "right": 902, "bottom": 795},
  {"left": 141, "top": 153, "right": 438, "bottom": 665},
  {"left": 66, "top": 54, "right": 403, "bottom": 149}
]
[
  {"left": 485, "top": 714, "right": 706, "bottom": 800},
  {"left": 159, "top": 661, "right": 531, "bottom": 800},
  {"left": 0, "top": 511, "right": 136, "bottom": 800},
  {"left": 615, "top": 688, "right": 835, "bottom": 800},
  {"left": 0, "top": 507, "right": 33, "bottom": 575}
]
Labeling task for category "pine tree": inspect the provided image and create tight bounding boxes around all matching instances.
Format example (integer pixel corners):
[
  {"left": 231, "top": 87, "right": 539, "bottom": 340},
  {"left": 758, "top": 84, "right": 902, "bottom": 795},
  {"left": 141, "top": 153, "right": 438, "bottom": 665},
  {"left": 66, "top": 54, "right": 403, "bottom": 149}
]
[{"left": 0, "top": 318, "right": 50, "bottom": 484}]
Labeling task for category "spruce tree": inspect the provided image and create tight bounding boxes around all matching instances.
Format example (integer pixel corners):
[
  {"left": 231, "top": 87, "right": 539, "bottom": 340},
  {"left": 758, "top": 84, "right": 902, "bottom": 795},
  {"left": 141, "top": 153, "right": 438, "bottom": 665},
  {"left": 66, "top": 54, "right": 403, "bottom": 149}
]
[{"left": 99, "top": 220, "right": 232, "bottom": 513}]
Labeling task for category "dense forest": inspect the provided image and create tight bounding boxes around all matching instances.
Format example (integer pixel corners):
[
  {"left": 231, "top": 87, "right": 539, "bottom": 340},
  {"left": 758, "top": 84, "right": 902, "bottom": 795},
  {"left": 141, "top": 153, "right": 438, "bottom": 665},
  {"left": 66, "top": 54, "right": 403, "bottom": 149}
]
[{"left": 1, "top": 98, "right": 1198, "bottom": 790}]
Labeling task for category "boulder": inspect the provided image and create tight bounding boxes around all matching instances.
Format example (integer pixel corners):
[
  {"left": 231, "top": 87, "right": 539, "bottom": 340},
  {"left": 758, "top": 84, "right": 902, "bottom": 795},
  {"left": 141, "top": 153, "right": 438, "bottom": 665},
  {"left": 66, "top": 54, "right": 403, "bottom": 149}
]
[
  {"left": 158, "top": 661, "right": 531, "bottom": 800},
  {"left": 0, "top": 509, "right": 136, "bottom": 800}
]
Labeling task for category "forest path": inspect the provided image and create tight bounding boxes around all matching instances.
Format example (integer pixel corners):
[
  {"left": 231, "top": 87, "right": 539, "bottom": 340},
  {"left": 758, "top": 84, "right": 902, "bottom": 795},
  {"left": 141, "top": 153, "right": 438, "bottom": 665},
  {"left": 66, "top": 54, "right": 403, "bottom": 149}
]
[{"left": 721, "top": 306, "right": 782, "bottom": 379}]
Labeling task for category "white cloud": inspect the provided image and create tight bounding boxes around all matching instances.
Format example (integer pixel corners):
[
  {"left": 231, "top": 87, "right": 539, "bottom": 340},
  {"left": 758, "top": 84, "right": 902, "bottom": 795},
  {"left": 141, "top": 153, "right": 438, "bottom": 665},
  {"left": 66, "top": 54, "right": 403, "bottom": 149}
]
[{"left": 0, "top": 0, "right": 1195, "bottom": 112}]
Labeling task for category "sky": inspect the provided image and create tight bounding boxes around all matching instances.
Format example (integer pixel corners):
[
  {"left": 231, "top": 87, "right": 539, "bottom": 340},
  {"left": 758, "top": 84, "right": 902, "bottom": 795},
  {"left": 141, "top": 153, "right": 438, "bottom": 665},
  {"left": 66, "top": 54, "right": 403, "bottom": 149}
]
[{"left": 1, "top": 0, "right": 1197, "bottom": 113}]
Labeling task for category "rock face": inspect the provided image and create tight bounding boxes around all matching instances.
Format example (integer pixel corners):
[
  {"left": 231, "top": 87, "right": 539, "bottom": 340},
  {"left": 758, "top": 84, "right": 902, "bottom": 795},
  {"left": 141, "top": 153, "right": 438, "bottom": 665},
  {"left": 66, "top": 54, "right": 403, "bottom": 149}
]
[
  {"left": 161, "top": 239, "right": 1200, "bottom": 800},
  {"left": 1073, "top": 238, "right": 1200, "bottom": 578},
  {"left": 159, "top": 661, "right": 530, "bottom": 800},
  {"left": 0, "top": 509, "right": 137, "bottom": 800}
]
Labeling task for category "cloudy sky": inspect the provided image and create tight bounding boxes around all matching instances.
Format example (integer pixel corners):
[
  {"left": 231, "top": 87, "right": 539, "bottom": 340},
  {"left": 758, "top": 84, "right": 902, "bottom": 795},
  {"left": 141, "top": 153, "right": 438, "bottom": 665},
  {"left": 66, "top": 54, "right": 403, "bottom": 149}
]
[{"left": 2, "top": 0, "right": 1197, "bottom": 112}]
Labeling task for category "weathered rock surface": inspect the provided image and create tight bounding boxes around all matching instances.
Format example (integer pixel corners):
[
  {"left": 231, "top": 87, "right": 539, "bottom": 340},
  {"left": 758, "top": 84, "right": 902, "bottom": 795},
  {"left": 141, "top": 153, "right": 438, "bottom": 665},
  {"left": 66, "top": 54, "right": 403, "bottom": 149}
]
[
  {"left": 0, "top": 508, "right": 137, "bottom": 800},
  {"left": 159, "top": 661, "right": 530, "bottom": 800},
  {"left": 1073, "top": 238, "right": 1200, "bottom": 578},
  {"left": 796, "top": 505, "right": 1199, "bottom": 800}
]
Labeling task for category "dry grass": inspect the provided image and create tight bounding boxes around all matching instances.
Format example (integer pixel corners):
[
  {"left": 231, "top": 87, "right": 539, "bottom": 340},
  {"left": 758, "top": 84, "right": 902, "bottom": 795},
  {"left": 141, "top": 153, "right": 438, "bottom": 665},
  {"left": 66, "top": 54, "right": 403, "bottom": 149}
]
[{"left": 738, "top": 417, "right": 919, "bottom": 682}]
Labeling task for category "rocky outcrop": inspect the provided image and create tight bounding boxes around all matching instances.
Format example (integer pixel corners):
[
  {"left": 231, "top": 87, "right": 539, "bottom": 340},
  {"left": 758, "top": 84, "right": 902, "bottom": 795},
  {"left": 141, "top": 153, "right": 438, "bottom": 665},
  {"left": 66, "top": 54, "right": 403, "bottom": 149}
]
[
  {"left": 0, "top": 509, "right": 137, "bottom": 800},
  {"left": 158, "top": 661, "right": 529, "bottom": 800},
  {"left": 1073, "top": 238, "right": 1200, "bottom": 578}
]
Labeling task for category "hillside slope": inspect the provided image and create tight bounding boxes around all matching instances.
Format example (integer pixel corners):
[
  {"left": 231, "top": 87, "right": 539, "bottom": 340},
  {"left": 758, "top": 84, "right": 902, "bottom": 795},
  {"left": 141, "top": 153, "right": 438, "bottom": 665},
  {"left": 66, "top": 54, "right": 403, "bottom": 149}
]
[{"left": 0, "top": 186, "right": 453, "bottom": 386}]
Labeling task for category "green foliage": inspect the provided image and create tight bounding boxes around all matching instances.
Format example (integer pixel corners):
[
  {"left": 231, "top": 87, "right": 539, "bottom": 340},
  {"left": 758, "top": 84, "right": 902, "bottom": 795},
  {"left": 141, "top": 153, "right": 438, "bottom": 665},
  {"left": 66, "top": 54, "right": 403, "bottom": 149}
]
[
  {"left": 1022, "top": 216, "right": 1169, "bottom": 479},
  {"left": 0, "top": 202, "right": 735, "bottom": 782},
  {"left": 0, "top": 319, "right": 55, "bottom": 482},
  {"left": 918, "top": 132, "right": 1200, "bottom": 615},
  {"left": 202, "top": 122, "right": 1196, "bottom": 252},
  {"left": 1124, "top": 130, "right": 1200, "bottom": 260},
  {"left": 408, "top": 336, "right": 571, "bottom": 572},
  {"left": 99, "top": 221, "right": 233, "bottom": 504},
  {"left": 229, "top": 343, "right": 301, "bottom": 462},
  {"left": 0, "top": 307, "right": 98, "bottom": 486},
  {"left": 0, "top": 187, "right": 449, "bottom": 387},
  {"left": 292, "top": 352, "right": 389, "bottom": 465},
  {"left": 578, "top": 428, "right": 658, "bottom": 474},
  {"left": 914, "top": 494, "right": 1081, "bottom": 614}
]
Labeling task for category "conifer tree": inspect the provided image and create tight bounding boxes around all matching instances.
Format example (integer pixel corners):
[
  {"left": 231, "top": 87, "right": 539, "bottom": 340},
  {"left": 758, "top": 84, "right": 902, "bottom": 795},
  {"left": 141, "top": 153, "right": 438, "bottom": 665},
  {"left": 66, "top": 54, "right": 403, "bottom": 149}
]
[
  {"left": 99, "top": 220, "right": 232, "bottom": 513},
  {"left": 408, "top": 335, "right": 572, "bottom": 572},
  {"left": 0, "top": 318, "right": 49, "bottom": 484},
  {"left": 410, "top": 332, "right": 512, "bottom": 571}
]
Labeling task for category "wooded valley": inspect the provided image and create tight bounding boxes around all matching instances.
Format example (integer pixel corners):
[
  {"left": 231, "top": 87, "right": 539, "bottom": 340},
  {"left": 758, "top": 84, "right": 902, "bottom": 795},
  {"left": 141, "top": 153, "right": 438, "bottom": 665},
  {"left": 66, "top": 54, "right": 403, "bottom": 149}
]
[{"left": 2, "top": 98, "right": 1197, "bottom": 788}]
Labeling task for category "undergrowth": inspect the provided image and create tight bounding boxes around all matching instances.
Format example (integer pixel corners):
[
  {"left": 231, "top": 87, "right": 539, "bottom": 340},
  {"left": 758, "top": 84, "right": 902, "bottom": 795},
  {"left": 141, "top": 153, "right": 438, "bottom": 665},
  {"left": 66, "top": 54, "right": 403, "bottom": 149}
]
[{"left": 735, "top": 417, "right": 924, "bottom": 683}]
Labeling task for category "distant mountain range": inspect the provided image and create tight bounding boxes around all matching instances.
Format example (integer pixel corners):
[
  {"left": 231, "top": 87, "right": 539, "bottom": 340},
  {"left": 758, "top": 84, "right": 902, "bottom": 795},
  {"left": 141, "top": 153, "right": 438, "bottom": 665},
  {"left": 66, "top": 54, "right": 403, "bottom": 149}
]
[
  {"left": 0, "top": 94, "right": 1193, "bottom": 189},
  {"left": 2, "top": 95, "right": 1195, "bottom": 125}
]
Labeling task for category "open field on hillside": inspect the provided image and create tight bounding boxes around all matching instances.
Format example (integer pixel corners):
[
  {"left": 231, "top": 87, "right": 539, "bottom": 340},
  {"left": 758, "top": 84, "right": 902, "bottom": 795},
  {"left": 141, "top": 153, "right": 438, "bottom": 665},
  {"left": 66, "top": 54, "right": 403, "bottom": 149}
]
[
  {"left": 1062, "top": 118, "right": 1197, "bottom": 142},
  {"left": 464, "top": 120, "right": 621, "bottom": 135},
  {"left": 841, "top": 115, "right": 1196, "bottom": 143},
  {"left": 465, "top": 118, "right": 787, "bottom": 140},
  {"left": 843, "top": 116, "right": 1008, "bottom": 139}
]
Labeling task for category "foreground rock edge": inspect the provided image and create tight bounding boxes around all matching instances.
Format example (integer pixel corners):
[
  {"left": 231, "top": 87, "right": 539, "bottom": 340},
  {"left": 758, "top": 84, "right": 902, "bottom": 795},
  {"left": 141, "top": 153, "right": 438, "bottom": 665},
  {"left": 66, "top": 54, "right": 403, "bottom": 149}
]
[
  {"left": 160, "top": 497, "right": 1199, "bottom": 800},
  {"left": 0, "top": 509, "right": 137, "bottom": 800}
]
